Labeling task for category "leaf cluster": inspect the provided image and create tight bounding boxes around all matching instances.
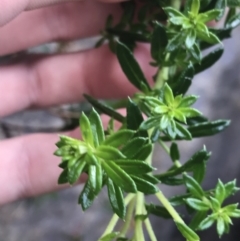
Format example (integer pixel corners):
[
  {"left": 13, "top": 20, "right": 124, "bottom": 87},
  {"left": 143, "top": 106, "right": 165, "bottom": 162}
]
[
  {"left": 55, "top": 109, "right": 158, "bottom": 219},
  {"left": 53, "top": 0, "right": 240, "bottom": 240}
]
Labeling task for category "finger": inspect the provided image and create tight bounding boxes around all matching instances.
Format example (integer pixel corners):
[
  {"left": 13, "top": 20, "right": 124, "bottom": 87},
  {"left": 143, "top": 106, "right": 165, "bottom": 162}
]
[
  {"left": 0, "top": 44, "right": 154, "bottom": 117},
  {"left": 0, "top": 2, "right": 121, "bottom": 55},
  {"left": 0, "top": 0, "right": 127, "bottom": 27},
  {"left": 0, "top": 133, "right": 66, "bottom": 205}
]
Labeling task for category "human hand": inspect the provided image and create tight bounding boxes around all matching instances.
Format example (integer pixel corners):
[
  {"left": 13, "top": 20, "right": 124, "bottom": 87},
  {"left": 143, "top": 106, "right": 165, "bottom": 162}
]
[{"left": 0, "top": 0, "right": 154, "bottom": 204}]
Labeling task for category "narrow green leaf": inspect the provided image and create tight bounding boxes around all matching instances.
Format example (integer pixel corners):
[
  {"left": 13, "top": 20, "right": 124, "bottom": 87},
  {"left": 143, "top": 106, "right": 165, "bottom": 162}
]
[
  {"left": 192, "top": 161, "right": 207, "bottom": 184},
  {"left": 84, "top": 94, "right": 125, "bottom": 123},
  {"left": 160, "top": 177, "right": 184, "bottom": 186},
  {"left": 197, "top": 9, "right": 222, "bottom": 23},
  {"left": 145, "top": 204, "right": 172, "bottom": 219},
  {"left": 228, "top": 209, "right": 240, "bottom": 218},
  {"left": 131, "top": 143, "right": 152, "bottom": 160},
  {"left": 175, "top": 122, "right": 192, "bottom": 140},
  {"left": 59, "top": 135, "right": 80, "bottom": 146},
  {"left": 116, "top": 238, "right": 129, "bottom": 241},
  {"left": 139, "top": 173, "right": 159, "bottom": 185},
  {"left": 224, "top": 179, "right": 240, "bottom": 198},
  {"left": 67, "top": 155, "right": 80, "bottom": 169},
  {"left": 78, "top": 179, "right": 96, "bottom": 210},
  {"left": 95, "top": 164, "right": 103, "bottom": 195},
  {"left": 58, "top": 169, "right": 69, "bottom": 184},
  {"left": 202, "top": 28, "right": 231, "bottom": 47},
  {"left": 130, "top": 175, "right": 158, "bottom": 194},
  {"left": 188, "top": 119, "right": 230, "bottom": 137},
  {"left": 88, "top": 165, "right": 97, "bottom": 194},
  {"left": 151, "top": 127, "right": 161, "bottom": 143},
  {"left": 178, "top": 107, "right": 202, "bottom": 118},
  {"left": 80, "top": 113, "right": 95, "bottom": 146},
  {"left": 170, "top": 142, "right": 180, "bottom": 162},
  {"left": 186, "top": 198, "right": 210, "bottom": 211},
  {"left": 166, "top": 32, "right": 185, "bottom": 52},
  {"left": 160, "top": 115, "right": 171, "bottom": 129},
  {"left": 172, "top": 64, "right": 194, "bottom": 96},
  {"left": 154, "top": 105, "right": 168, "bottom": 114},
  {"left": 114, "top": 160, "right": 155, "bottom": 174},
  {"left": 95, "top": 37, "right": 105, "bottom": 48},
  {"left": 89, "top": 108, "right": 105, "bottom": 146},
  {"left": 194, "top": 47, "right": 224, "bottom": 74},
  {"left": 174, "top": 110, "right": 187, "bottom": 123},
  {"left": 116, "top": 42, "right": 150, "bottom": 92},
  {"left": 226, "top": 12, "right": 240, "bottom": 28},
  {"left": 187, "top": 115, "right": 208, "bottom": 125},
  {"left": 225, "top": 7, "right": 236, "bottom": 26},
  {"left": 58, "top": 161, "right": 68, "bottom": 169},
  {"left": 107, "top": 178, "right": 126, "bottom": 219},
  {"left": 157, "top": 148, "right": 210, "bottom": 179},
  {"left": 164, "top": 7, "right": 186, "bottom": 18},
  {"left": 217, "top": 217, "right": 225, "bottom": 237},
  {"left": 121, "top": 137, "right": 147, "bottom": 158},
  {"left": 104, "top": 130, "right": 135, "bottom": 148},
  {"left": 191, "top": 0, "right": 200, "bottom": 15},
  {"left": 197, "top": 30, "right": 221, "bottom": 44},
  {"left": 184, "top": 0, "right": 193, "bottom": 14},
  {"left": 84, "top": 153, "right": 98, "bottom": 165},
  {"left": 189, "top": 211, "right": 208, "bottom": 230},
  {"left": 68, "top": 160, "right": 86, "bottom": 185},
  {"left": 100, "top": 232, "right": 120, "bottom": 241},
  {"left": 170, "top": 16, "right": 186, "bottom": 25},
  {"left": 210, "top": 197, "right": 221, "bottom": 212},
  {"left": 227, "top": 0, "right": 240, "bottom": 7},
  {"left": 164, "top": 84, "right": 174, "bottom": 105},
  {"left": 102, "top": 161, "right": 137, "bottom": 193},
  {"left": 183, "top": 174, "right": 205, "bottom": 198},
  {"left": 151, "top": 22, "right": 168, "bottom": 61},
  {"left": 186, "top": 29, "right": 196, "bottom": 49},
  {"left": 140, "top": 116, "right": 161, "bottom": 130},
  {"left": 215, "top": 0, "right": 226, "bottom": 20},
  {"left": 198, "top": 215, "right": 216, "bottom": 230},
  {"left": 199, "top": 0, "right": 212, "bottom": 9},
  {"left": 196, "top": 22, "right": 209, "bottom": 35},
  {"left": 126, "top": 98, "right": 148, "bottom": 138},
  {"left": 222, "top": 203, "right": 239, "bottom": 214},
  {"left": 179, "top": 95, "right": 198, "bottom": 107},
  {"left": 190, "top": 43, "right": 202, "bottom": 63},
  {"left": 170, "top": 194, "right": 190, "bottom": 206},
  {"left": 175, "top": 222, "right": 200, "bottom": 241},
  {"left": 215, "top": 179, "right": 226, "bottom": 204},
  {"left": 96, "top": 145, "right": 125, "bottom": 160}
]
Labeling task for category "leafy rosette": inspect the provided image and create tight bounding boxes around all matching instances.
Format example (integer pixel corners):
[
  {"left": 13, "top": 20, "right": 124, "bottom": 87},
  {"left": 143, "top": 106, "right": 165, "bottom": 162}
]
[
  {"left": 54, "top": 109, "right": 158, "bottom": 219},
  {"left": 164, "top": 0, "right": 222, "bottom": 50},
  {"left": 140, "top": 83, "right": 202, "bottom": 140}
]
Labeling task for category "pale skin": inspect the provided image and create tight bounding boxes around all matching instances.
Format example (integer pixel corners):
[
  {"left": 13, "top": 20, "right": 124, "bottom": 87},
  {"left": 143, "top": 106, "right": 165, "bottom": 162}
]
[{"left": 0, "top": 0, "right": 155, "bottom": 204}]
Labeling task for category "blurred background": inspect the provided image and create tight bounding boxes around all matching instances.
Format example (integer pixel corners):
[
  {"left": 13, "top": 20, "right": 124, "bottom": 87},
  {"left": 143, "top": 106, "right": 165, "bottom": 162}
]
[{"left": 0, "top": 28, "right": 240, "bottom": 241}]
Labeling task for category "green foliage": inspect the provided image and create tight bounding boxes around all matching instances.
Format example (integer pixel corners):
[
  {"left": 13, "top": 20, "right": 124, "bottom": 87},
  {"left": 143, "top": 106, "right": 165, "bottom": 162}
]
[
  {"left": 139, "top": 83, "right": 201, "bottom": 140},
  {"left": 54, "top": 0, "right": 240, "bottom": 240}
]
